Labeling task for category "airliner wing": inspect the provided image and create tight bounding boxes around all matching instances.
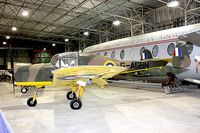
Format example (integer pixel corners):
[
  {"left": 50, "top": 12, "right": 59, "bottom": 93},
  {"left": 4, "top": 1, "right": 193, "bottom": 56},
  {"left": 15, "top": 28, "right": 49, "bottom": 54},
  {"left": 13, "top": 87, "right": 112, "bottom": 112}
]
[
  {"left": 184, "top": 78, "right": 200, "bottom": 84},
  {"left": 120, "top": 66, "right": 164, "bottom": 74},
  {"left": 179, "top": 31, "right": 200, "bottom": 46}
]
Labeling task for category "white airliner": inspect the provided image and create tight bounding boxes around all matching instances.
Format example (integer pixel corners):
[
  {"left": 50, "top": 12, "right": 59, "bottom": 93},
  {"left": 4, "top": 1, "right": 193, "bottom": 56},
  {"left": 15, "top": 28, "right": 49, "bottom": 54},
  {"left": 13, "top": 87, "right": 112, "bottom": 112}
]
[{"left": 83, "top": 23, "right": 200, "bottom": 85}]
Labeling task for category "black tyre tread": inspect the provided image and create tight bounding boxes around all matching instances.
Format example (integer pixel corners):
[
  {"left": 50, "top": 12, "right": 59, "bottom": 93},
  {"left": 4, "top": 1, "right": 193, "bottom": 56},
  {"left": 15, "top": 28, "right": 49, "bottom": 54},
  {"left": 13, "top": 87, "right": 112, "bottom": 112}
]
[
  {"left": 21, "top": 87, "right": 28, "bottom": 93},
  {"left": 70, "top": 99, "right": 82, "bottom": 110},
  {"left": 27, "top": 97, "right": 37, "bottom": 107},
  {"left": 66, "top": 91, "right": 76, "bottom": 100}
]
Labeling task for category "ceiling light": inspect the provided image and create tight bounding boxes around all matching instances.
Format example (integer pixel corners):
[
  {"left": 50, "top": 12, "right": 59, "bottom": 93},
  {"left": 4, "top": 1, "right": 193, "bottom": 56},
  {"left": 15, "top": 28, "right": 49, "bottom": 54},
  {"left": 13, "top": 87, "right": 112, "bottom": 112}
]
[
  {"left": 65, "top": 38, "right": 69, "bottom": 42},
  {"left": 3, "top": 42, "right": 6, "bottom": 45},
  {"left": 12, "top": 27, "right": 17, "bottom": 31},
  {"left": 113, "top": 20, "right": 121, "bottom": 26},
  {"left": 22, "top": 10, "right": 29, "bottom": 17},
  {"left": 43, "top": 48, "right": 46, "bottom": 51},
  {"left": 167, "top": 1, "right": 179, "bottom": 7},
  {"left": 52, "top": 43, "right": 56, "bottom": 46},
  {"left": 6, "top": 36, "right": 10, "bottom": 39},
  {"left": 83, "top": 31, "right": 89, "bottom": 36}
]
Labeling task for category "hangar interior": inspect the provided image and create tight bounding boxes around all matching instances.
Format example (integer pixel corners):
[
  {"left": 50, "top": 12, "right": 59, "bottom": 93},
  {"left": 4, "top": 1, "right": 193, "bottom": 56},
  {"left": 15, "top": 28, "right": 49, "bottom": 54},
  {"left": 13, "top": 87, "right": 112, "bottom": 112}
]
[{"left": 0, "top": 0, "right": 200, "bottom": 133}]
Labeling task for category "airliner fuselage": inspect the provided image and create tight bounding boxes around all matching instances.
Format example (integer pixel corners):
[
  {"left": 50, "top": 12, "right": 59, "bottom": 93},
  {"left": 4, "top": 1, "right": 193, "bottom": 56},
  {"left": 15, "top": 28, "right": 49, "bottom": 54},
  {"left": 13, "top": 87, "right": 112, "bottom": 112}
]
[{"left": 84, "top": 23, "right": 200, "bottom": 81}]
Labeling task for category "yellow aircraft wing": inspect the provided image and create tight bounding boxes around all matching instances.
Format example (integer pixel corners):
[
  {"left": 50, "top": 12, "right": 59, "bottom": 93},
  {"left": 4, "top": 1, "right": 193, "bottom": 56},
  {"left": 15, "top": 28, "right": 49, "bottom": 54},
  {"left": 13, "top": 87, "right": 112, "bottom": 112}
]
[
  {"left": 15, "top": 81, "right": 53, "bottom": 88},
  {"left": 52, "top": 66, "right": 127, "bottom": 88}
]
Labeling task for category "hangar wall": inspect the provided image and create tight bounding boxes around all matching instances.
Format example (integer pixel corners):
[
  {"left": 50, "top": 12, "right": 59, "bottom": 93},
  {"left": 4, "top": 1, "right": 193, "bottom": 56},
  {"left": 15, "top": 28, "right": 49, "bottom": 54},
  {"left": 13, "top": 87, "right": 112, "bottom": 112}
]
[{"left": 0, "top": 50, "right": 31, "bottom": 65}]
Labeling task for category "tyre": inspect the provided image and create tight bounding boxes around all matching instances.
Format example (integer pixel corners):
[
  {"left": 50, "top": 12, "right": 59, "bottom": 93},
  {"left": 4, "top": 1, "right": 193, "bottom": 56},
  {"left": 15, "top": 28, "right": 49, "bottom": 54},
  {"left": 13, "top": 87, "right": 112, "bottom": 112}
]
[
  {"left": 70, "top": 99, "right": 82, "bottom": 110},
  {"left": 21, "top": 86, "right": 28, "bottom": 93},
  {"left": 27, "top": 97, "right": 37, "bottom": 107},
  {"left": 66, "top": 91, "right": 76, "bottom": 100}
]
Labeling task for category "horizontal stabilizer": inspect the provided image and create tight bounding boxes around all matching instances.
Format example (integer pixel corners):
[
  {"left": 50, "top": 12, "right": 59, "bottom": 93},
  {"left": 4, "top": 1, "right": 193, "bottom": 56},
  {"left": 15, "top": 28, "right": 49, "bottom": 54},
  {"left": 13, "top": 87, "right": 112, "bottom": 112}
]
[{"left": 184, "top": 78, "right": 200, "bottom": 84}]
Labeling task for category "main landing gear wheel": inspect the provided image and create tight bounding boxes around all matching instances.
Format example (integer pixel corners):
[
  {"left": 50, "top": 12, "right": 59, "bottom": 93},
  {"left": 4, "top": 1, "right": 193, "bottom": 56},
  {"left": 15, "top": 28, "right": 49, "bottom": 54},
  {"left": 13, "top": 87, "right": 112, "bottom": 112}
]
[
  {"left": 21, "top": 86, "right": 29, "bottom": 93},
  {"left": 27, "top": 97, "right": 37, "bottom": 107},
  {"left": 70, "top": 99, "right": 82, "bottom": 110},
  {"left": 66, "top": 91, "right": 76, "bottom": 100}
]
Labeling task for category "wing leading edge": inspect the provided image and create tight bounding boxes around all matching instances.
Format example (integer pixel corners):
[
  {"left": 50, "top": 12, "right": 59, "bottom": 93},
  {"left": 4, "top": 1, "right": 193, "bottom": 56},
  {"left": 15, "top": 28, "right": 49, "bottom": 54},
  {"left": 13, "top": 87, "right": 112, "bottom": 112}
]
[{"left": 52, "top": 66, "right": 127, "bottom": 88}]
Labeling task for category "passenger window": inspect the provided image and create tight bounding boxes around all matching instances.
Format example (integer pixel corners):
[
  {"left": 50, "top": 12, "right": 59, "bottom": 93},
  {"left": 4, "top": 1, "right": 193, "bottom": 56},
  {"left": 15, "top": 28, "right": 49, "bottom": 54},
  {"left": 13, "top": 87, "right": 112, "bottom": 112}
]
[
  {"left": 140, "top": 47, "right": 145, "bottom": 56},
  {"left": 167, "top": 43, "right": 175, "bottom": 56},
  {"left": 185, "top": 42, "right": 193, "bottom": 55},
  {"left": 111, "top": 51, "right": 115, "bottom": 58},
  {"left": 120, "top": 50, "right": 125, "bottom": 60},
  {"left": 152, "top": 45, "right": 158, "bottom": 57},
  {"left": 104, "top": 52, "right": 107, "bottom": 56}
]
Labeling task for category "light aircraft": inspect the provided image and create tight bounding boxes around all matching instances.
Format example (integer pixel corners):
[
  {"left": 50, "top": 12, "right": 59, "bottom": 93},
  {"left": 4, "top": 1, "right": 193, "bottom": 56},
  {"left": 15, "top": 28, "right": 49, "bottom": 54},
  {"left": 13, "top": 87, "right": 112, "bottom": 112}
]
[
  {"left": 14, "top": 52, "right": 170, "bottom": 109},
  {"left": 83, "top": 23, "right": 200, "bottom": 86}
]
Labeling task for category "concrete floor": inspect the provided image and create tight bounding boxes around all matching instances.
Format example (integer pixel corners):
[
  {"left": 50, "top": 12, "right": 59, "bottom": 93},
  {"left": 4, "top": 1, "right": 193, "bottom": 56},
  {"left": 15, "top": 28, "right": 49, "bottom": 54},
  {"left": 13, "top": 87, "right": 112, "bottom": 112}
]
[{"left": 0, "top": 82, "right": 200, "bottom": 133}]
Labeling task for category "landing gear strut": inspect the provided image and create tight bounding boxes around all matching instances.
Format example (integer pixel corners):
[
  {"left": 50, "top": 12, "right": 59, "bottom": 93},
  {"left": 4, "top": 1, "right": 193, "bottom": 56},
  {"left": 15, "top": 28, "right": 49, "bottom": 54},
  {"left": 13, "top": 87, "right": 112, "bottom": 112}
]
[
  {"left": 27, "top": 87, "right": 38, "bottom": 107},
  {"left": 67, "top": 81, "right": 86, "bottom": 110}
]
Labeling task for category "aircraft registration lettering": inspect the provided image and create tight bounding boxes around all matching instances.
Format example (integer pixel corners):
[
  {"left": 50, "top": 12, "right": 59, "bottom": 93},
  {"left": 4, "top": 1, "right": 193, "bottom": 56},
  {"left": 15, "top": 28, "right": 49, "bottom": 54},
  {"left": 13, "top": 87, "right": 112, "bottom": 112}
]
[
  {"left": 131, "top": 62, "right": 149, "bottom": 69},
  {"left": 120, "top": 62, "right": 150, "bottom": 69}
]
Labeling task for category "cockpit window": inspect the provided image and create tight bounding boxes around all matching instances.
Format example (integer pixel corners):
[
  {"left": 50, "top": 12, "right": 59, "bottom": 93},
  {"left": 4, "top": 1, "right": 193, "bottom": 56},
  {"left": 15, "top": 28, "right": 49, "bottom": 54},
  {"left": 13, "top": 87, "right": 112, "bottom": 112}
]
[{"left": 51, "top": 52, "right": 78, "bottom": 68}]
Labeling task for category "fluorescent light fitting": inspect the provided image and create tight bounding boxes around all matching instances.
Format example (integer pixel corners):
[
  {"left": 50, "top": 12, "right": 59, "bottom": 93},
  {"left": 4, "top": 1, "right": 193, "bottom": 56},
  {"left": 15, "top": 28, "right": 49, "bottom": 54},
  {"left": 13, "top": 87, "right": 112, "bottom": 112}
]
[
  {"left": 52, "top": 43, "right": 56, "bottom": 46},
  {"left": 167, "top": 1, "right": 179, "bottom": 7},
  {"left": 22, "top": 10, "right": 29, "bottom": 16},
  {"left": 83, "top": 32, "right": 89, "bottom": 36},
  {"left": 6, "top": 36, "right": 10, "bottom": 39},
  {"left": 12, "top": 27, "right": 17, "bottom": 31},
  {"left": 65, "top": 38, "right": 69, "bottom": 42},
  {"left": 113, "top": 20, "right": 121, "bottom": 26},
  {"left": 3, "top": 42, "right": 6, "bottom": 45}
]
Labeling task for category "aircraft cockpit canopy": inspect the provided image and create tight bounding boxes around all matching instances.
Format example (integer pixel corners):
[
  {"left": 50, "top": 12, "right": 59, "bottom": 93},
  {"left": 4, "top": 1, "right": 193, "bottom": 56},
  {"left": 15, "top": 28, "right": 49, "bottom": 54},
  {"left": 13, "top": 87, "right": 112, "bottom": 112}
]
[{"left": 50, "top": 52, "right": 78, "bottom": 68}]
